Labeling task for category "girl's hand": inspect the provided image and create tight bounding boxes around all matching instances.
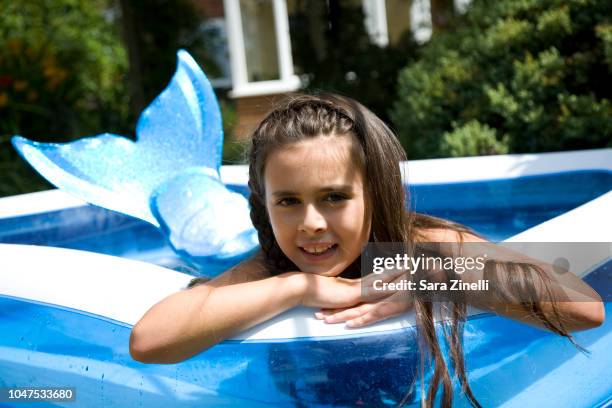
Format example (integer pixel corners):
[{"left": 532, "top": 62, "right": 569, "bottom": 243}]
[
  {"left": 291, "top": 272, "right": 363, "bottom": 309},
  {"left": 314, "top": 286, "right": 413, "bottom": 328}
]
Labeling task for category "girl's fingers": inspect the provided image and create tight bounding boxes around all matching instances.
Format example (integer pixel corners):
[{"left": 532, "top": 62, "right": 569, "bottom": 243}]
[
  {"left": 314, "top": 291, "right": 413, "bottom": 326},
  {"left": 346, "top": 302, "right": 402, "bottom": 327},
  {"left": 348, "top": 297, "right": 413, "bottom": 327},
  {"left": 314, "top": 309, "right": 336, "bottom": 319},
  {"left": 315, "top": 306, "right": 354, "bottom": 317},
  {"left": 361, "top": 271, "right": 411, "bottom": 301},
  {"left": 317, "top": 304, "right": 373, "bottom": 323}
]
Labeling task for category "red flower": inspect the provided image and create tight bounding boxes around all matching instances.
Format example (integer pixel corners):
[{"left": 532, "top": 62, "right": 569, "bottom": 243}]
[{"left": 0, "top": 75, "right": 13, "bottom": 87}]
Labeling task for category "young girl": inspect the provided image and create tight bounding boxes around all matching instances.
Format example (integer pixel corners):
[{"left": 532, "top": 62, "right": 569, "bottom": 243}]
[{"left": 129, "top": 93, "right": 604, "bottom": 407}]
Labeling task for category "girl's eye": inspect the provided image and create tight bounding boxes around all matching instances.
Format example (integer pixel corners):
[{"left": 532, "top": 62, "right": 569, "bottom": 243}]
[
  {"left": 325, "top": 193, "right": 347, "bottom": 203},
  {"left": 277, "top": 197, "right": 300, "bottom": 206}
]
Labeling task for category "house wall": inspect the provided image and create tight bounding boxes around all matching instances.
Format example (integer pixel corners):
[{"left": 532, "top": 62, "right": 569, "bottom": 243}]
[
  {"left": 190, "top": 0, "right": 470, "bottom": 140},
  {"left": 192, "top": 0, "right": 225, "bottom": 18},
  {"left": 233, "top": 93, "right": 294, "bottom": 139}
]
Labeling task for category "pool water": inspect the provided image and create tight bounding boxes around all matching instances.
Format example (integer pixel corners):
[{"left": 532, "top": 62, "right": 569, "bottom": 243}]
[
  {"left": 0, "top": 260, "right": 610, "bottom": 407},
  {"left": 409, "top": 170, "right": 611, "bottom": 241},
  {"left": 0, "top": 167, "right": 610, "bottom": 407},
  {"left": 0, "top": 170, "right": 610, "bottom": 272}
]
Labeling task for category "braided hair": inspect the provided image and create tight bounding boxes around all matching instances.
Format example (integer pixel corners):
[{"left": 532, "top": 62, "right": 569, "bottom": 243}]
[{"left": 248, "top": 93, "right": 410, "bottom": 275}]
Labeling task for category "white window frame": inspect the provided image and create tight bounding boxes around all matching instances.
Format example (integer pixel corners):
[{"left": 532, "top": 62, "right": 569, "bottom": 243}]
[
  {"left": 362, "top": 0, "right": 389, "bottom": 47},
  {"left": 223, "top": 0, "right": 300, "bottom": 98},
  {"left": 363, "top": 0, "right": 472, "bottom": 46}
]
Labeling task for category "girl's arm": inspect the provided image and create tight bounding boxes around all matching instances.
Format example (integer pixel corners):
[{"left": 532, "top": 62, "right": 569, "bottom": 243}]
[
  {"left": 461, "top": 231, "right": 603, "bottom": 331},
  {"left": 319, "top": 229, "right": 604, "bottom": 332},
  {"left": 129, "top": 253, "right": 363, "bottom": 364}
]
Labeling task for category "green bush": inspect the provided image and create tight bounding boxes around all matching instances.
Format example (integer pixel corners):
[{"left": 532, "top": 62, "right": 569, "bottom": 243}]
[
  {"left": 442, "top": 120, "right": 509, "bottom": 156},
  {"left": 0, "top": 0, "right": 226, "bottom": 197},
  {"left": 392, "top": 0, "right": 612, "bottom": 159},
  {"left": 0, "top": 0, "right": 128, "bottom": 196},
  {"left": 220, "top": 98, "right": 250, "bottom": 165}
]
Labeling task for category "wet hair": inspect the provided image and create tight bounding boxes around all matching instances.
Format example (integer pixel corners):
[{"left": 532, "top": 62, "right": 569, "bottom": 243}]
[
  {"left": 247, "top": 93, "right": 580, "bottom": 407},
  {"left": 248, "top": 93, "right": 411, "bottom": 274}
]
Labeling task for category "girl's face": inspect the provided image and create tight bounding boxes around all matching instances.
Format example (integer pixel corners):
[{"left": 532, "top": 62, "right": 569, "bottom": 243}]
[{"left": 264, "top": 134, "right": 371, "bottom": 277}]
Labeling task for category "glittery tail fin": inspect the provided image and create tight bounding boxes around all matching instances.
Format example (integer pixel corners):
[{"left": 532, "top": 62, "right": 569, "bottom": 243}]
[{"left": 12, "top": 50, "right": 224, "bottom": 226}]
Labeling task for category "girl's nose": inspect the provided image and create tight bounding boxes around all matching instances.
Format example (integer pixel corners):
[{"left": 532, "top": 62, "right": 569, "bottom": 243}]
[{"left": 299, "top": 204, "right": 327, "bottom": 234}]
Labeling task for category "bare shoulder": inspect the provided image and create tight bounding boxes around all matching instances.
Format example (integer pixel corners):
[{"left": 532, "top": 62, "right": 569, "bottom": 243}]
[
  {"left": 189, "top": 251, "right": 271, "bottom": 289},
  {"left": 417, "top": 227, "right": 487, "bottom": 243}
]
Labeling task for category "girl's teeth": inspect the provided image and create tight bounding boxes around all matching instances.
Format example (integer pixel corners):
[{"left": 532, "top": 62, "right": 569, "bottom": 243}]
[{"left": 304, "top": 245, "right": 333, "bottom": 254}]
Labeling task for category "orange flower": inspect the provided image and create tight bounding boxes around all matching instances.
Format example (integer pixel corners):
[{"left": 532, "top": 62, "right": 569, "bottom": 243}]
[
  {"left": 13, "top": 80, "right": 27, "bottom": 92},
  {"left": 42, "top": 56, "right": 58, "bottom": 78},
  {"left": 0, "top": 92, "right": 8, "bottom": 107},
  {"left": 26, "top": 90, "right": 38, "bottom": 102},
  {"left": 45, "top": 69, "right": 68, "bottom": 91}
]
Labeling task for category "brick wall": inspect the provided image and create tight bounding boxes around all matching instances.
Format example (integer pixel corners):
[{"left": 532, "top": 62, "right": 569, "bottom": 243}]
[
  {"left": 233, "top": 93, "right": 295, "bottom": 139},
  {"left": 191, "top": 0, "right": 224, "bottom": 18}
]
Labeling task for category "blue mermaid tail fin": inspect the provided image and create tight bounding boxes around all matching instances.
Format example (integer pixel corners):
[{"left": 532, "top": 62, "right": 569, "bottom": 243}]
[
  {"left": 13, "top": 133, "right": 160, "bottom": 225},
  {"left": 150, "top": 169, "right": 259, "bottom": 276},
  {"left": 12, "top": 50, "right": 223, "bottom": 226},
  {"left": 12, "top": 50, "right": 259, "bottom": 276}
]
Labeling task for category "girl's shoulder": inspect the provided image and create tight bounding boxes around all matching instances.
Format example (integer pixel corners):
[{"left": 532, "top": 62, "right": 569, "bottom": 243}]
[
  {"left": 411, "top": 213, "right": 486, "bottom": 243},
  {"left": 188, "top": 251, "right": 271, "bottom": 288},
  {"left": 416, "top": 227, "right": 487, "bottom": 243}
]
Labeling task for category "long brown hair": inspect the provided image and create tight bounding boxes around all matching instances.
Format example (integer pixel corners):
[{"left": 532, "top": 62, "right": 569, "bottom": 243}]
[{"left": 247, "top": 93, "right": 576, "bottom": 407}]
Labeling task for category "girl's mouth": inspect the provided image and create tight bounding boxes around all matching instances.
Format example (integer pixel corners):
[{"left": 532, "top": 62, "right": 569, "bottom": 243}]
[{"left": 299, "top": 244, "right": 338, "bottom": 261}]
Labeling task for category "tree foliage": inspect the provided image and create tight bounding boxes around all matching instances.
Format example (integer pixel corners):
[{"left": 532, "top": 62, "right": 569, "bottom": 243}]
[
  {"left": 0, "top": 0, "right": 223, "bottom": 196},
  {"left": 289, "top": 0, "right": 419, "bottom": 125},
  {"left": 0, "top": 0, "right": 128, "bottom": 195},
  {"left": 118, "top": 0, "right": 222, "bottom": 118},
  {"left": 392, "top": 0, "right": 612, "bottom": 159}
]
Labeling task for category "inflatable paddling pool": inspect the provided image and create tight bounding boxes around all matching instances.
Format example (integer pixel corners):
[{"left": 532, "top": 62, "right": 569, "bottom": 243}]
[{"left": 0, "top": 149, "right": 611, "bottom": 407}]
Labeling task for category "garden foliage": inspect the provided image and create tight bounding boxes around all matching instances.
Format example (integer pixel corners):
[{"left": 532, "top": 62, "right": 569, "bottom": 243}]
[
  {"left": 0, "top": 0, "right": 129, "bottom": 195},
  {"left": 289, "top": 1, "right": 418, "bottom": 126},
  {"left": 0, "top": 0, "right": 225, "bottom": 196},
  {"left": 392, "top": 0, "right": 612, "bottom": 159}
]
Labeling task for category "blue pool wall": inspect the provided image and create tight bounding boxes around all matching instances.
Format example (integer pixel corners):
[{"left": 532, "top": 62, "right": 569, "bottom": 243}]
[
  {"left": 0, "top": 170, "right": 609, "bottom": 272},
  {"left": 1, "top": 259, "right": 610, "bottom": 407}
]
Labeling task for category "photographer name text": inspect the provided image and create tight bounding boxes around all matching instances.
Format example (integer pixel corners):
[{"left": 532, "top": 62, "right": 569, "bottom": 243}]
[{"left": 373, "top": 278, "right": 490, "bottom": 291}]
